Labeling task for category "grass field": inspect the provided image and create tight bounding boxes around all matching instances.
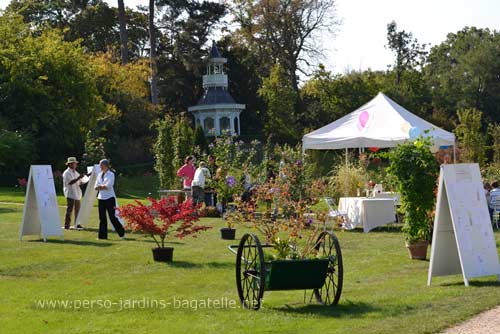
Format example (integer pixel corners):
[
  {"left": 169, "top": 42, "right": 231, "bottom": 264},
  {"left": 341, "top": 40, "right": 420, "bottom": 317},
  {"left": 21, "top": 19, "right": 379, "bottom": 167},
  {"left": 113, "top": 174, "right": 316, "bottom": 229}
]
[
  {"left": 2, "top": 192, "right": 500, "bottom": 334},
  {"left": 0, "top": 175, "right": 158, "bottom": 206}
]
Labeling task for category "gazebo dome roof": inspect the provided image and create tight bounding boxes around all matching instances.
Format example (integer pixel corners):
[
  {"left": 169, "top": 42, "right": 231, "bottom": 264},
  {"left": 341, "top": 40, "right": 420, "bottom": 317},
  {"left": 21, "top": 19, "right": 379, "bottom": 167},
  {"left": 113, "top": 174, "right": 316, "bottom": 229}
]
[
  {"left": 197, "top": 87, "right": 236, "bottom": 105},
  {"left": 210, "top": 41, "right": 222, "bottom": 58}
]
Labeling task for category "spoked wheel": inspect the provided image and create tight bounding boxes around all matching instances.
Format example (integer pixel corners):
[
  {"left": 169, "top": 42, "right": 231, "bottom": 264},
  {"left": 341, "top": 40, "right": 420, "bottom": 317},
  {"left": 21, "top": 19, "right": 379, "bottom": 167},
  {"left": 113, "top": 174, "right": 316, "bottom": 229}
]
[
  {"left": 236, "top": 233, "right": 265, "bottom": 310},
  {"left": 314, "top": 231, "right": 343, "bottom": 306}
]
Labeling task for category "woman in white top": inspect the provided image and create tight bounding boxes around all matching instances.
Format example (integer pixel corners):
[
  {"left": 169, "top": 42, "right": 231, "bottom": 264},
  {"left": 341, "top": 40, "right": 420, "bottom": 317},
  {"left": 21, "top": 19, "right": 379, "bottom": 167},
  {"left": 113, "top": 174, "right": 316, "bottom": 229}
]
[{"left": 95, "top": 159, "right": 125, "bottom": 239}]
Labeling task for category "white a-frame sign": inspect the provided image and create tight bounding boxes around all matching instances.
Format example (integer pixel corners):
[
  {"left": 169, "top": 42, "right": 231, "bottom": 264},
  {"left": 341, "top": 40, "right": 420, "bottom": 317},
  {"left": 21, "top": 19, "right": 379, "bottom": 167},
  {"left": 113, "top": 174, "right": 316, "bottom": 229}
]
[
  {"left": 20, "top": 165, "right": 63, "bottom": 242},
  {"left": 428, "top": 164, "right": 500, "bottom": 286},
  {"left": 75, "top": 165, "right": 100, "bottom": 227}
]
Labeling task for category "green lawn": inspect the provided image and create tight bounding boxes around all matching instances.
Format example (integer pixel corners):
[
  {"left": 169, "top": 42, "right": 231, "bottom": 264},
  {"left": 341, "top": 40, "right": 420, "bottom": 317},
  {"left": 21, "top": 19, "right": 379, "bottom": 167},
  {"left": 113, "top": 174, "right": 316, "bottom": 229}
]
[
  {"left": 1, "top": 199, "right": 500, "bottom": 333},
  {"left": 0, "top": 175, "right": 158, "bottom": 206}
]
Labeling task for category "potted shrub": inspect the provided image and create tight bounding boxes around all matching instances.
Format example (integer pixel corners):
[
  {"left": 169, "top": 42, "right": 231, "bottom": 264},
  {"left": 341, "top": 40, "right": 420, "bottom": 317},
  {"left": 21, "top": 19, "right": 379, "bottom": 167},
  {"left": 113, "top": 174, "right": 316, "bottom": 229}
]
[
  {"left": 230, "top": 157, "right": 344, "bottom": 309},
  {"left": 220, "top": 202, "right": 236, "bottom": 240},
  {"left": 118, "top": 197, "right": 211, "bottom": 262},
  {"left": 385, "top": 136, "right": 439, "bottom": 260}
]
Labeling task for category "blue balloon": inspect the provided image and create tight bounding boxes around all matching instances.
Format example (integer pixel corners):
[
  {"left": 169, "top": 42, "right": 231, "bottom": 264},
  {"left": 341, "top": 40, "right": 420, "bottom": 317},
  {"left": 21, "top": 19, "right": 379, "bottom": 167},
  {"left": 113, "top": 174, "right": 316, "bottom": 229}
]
[{"left": 409, "top": 126, "right": 421, "bottom": 140}]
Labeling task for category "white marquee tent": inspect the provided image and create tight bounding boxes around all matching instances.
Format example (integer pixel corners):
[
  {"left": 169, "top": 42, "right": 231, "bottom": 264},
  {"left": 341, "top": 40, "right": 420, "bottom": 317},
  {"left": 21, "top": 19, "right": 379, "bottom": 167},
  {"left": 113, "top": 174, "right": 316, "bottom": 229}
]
[{"left": 302, "top": 92, "right": 456, "bottom": 152}]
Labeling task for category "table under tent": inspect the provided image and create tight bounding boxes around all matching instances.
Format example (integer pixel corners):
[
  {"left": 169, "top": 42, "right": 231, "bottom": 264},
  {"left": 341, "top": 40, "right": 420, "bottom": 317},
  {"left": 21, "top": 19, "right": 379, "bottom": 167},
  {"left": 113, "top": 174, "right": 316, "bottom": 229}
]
[{"left": 302, "top": 92, "right": 456, "bottom": 232}]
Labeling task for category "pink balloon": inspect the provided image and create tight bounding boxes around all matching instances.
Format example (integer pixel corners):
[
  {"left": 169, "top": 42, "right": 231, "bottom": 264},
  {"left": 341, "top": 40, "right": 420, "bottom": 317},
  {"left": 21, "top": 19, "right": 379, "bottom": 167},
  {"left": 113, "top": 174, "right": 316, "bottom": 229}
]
[{"left": 358, "top": 110, "right": 369, "bottom": 128}]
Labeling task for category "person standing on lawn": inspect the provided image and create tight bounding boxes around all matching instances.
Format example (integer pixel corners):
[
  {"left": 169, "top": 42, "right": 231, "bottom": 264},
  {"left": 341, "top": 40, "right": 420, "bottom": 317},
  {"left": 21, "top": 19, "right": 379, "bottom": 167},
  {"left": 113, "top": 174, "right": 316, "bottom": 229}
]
[
  {"left": 176, "top": 156, "right": 196, "bottom": 197},
  {"left": 191, "top": 161, "right": 211, "bottom": 205},
  {"left": 205, "top": 155, "right": 218, "bottom": 206},
  {"left": 95, "top": 159, "right": 125, "bottom": 240},
  {"left": 62, "top": 157, "right": 89, "bottom": 230}
]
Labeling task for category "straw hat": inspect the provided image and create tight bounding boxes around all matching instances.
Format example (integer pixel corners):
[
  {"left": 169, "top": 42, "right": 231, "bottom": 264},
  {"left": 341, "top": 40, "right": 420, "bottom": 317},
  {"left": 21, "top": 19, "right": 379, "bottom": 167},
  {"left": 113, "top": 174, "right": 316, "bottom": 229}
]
[{"left": 66, "top": 157, "right": 78, "bottom": 165}]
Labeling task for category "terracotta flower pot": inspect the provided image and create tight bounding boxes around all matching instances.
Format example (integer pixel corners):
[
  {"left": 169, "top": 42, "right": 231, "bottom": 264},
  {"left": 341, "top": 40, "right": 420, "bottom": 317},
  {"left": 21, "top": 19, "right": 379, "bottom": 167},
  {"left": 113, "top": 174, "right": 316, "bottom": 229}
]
[{"left": 405, "top": 241, "right": 429, "bottom": 260}]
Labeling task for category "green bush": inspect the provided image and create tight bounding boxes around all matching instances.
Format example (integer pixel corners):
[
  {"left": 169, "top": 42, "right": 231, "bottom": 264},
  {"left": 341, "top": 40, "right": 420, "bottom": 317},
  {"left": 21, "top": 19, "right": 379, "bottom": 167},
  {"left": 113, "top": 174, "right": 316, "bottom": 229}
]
[
  {"left": 0, "top": 130, "right": 37, "bottom": 175},
  {"left": 385, "top": 137, "right": 439, "bottom": 243}
]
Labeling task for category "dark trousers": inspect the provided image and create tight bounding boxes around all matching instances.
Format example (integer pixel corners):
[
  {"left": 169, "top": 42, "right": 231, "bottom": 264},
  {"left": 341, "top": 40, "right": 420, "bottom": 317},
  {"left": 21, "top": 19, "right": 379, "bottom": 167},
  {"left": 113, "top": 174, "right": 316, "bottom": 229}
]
[
  {"left": 192, "top": 186, "right": 204, "bottom": 205},
  {"left": 65, "top": 198, "right": 81, "bottom": 228},
  {"left": 204, "top": 191, "right": 216, "bottom": 207},
  {"left": 98, "top": 197, "right": 125, "bottom": 239}
]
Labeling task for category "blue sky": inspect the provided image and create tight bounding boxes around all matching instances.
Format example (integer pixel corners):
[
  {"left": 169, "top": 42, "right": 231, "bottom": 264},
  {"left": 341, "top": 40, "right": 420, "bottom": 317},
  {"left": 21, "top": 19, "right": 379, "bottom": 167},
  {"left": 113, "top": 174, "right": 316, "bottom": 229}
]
[{"left": 2, "top": 0, "right": 499, "bottom": 74}]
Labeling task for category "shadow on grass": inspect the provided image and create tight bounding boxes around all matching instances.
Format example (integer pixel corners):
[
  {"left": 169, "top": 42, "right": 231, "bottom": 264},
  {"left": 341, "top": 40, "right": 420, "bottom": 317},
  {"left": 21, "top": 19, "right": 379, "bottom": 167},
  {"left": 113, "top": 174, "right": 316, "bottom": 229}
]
[
  {"left": 77, "top": 229, "right": 186, "bottom": 245},
  {"left": 272, "top": 299, "right": 378, "bottom": 317},
  {"left": 346, "top": 225, "right": 403, "bottom": 233},
  {"left": 440, "top": 280, "right": 500, "bottom": 287},
  {"left": 166, "top": 261, "right": 233, "bottom": 269},
  {"left": 0, "top": 207, "right": 20, "bottom": 213},
  {"left": 28, "top": 239, "right": 113, "bottom": 247}
]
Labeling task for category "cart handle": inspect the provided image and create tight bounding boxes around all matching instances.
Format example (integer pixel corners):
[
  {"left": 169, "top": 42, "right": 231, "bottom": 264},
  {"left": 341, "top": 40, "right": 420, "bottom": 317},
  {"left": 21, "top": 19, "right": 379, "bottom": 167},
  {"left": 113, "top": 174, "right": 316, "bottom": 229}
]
[{"left": 227, "top": 243, "right": 273, "bottom": 256}]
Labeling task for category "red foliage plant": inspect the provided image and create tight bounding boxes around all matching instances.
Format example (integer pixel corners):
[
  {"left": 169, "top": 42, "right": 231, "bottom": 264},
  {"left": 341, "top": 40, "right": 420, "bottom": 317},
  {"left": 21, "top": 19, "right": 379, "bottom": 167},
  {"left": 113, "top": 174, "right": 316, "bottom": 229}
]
[{"left": 117, "top": 196, "right": 211, "bottom": 248}]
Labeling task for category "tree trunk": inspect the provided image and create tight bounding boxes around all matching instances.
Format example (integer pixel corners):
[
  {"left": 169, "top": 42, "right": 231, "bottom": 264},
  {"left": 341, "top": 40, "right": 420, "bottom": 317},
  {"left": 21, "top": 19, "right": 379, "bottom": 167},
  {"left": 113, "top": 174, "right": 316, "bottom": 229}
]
[
  {"left": 117, "top": 0, "right": 128, "bottom": 65},
  {"left": 149, "top": 0, "right": 158, "bottom": 104}
]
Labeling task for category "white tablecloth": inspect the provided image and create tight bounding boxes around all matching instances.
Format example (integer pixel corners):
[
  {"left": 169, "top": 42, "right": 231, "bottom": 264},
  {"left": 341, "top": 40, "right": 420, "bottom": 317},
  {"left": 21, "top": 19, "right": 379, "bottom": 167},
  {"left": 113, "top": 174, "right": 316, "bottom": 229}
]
[
  {"left": 338, "top": 197, "right": 397, "bottom": 232},
  {"left": 373, "top": 192, "right": 400, "bottom": 205}
]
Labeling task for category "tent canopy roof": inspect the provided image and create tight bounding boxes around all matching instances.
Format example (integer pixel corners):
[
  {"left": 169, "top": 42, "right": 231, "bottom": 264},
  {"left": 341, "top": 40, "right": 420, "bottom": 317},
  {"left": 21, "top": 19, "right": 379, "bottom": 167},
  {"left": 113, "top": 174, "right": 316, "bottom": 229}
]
[{"left": 302, "top": 92, "right": 455, "bottom": 150}]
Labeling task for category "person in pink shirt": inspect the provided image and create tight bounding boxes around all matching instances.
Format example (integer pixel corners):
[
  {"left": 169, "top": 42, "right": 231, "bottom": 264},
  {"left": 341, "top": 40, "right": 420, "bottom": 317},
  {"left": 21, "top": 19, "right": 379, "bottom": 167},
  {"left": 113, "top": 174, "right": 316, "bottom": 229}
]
[{"left": 176, "top": 156, "right": 196, "bottom": 190}]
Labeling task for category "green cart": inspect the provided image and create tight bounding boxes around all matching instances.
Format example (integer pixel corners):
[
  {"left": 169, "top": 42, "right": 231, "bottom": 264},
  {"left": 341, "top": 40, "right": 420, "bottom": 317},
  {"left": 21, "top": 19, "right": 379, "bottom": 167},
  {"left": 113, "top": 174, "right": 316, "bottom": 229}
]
[{"left": 228, "top": 231, "right": 343, "bottom": 310}]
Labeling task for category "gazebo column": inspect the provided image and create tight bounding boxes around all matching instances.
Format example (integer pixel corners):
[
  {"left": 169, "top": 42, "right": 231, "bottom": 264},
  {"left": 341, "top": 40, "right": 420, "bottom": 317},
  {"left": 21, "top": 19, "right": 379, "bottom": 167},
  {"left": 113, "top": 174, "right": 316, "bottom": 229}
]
[
  {"left": 215, "top": 114, "right": 220, "bottom": 136},
  {"left": 200, "top": 116, "right": 205, "bottom": 133},
  {"left": 230, "top": 114, "right": 235, "bottom": 135},
  {"left": 237, "top": 115, "right": 241, "bottom": 136}
]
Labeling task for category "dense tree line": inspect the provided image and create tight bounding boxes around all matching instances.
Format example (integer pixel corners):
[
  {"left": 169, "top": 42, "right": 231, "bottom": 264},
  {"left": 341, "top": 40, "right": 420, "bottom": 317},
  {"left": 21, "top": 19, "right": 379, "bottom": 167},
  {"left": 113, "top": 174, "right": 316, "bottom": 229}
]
[{"left": 1, "top": 0, "right": 500, "bottom": 181}]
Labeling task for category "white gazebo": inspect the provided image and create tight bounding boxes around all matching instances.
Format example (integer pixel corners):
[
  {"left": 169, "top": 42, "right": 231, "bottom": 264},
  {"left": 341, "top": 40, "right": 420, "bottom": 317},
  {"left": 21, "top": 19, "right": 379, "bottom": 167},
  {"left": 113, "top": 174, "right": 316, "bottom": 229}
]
[
  {"left": 302, "top": 92, "right": 456, "bottom": 155},
  {"left": 188, "top": 41, "right": 245, "bottom": 136}
]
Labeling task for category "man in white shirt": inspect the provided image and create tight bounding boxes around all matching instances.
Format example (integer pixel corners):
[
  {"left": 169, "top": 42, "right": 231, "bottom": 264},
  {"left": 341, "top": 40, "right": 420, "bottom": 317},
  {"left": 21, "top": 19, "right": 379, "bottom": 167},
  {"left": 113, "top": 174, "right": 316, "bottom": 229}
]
[
  {"left": 191, "top": 162, "right": 211, "bottom": 205},
  {"left": 62, "top": 157, "right": 88, "bottom": 230}
]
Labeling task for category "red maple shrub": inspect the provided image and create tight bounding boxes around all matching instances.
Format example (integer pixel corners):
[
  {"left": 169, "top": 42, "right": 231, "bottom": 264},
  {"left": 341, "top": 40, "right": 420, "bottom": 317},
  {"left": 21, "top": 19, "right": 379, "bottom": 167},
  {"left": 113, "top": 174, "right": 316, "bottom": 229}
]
[{"left": 117, "top": 196, "right": 211, "bottom": 248}]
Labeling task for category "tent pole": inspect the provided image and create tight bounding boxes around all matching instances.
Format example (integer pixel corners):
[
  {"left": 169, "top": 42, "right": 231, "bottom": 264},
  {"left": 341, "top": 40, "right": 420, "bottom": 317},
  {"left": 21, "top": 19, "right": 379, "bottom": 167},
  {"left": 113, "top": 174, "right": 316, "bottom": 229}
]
[{"left": 345, "top": 148, "right": 348, "bottom": 197}]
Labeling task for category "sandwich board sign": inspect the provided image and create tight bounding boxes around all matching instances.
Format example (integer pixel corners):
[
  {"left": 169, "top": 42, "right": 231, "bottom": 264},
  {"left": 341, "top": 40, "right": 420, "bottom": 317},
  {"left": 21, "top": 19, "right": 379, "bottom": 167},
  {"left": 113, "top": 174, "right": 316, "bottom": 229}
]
[
  {"left": 20, "top": 165, "right": 63, "bottom": 242},
  {"left": 428, "top": 163, "right": 500, "bottom": 286},
  {"left": 75, "top": 165, "right": 100, "bottom": 228}
]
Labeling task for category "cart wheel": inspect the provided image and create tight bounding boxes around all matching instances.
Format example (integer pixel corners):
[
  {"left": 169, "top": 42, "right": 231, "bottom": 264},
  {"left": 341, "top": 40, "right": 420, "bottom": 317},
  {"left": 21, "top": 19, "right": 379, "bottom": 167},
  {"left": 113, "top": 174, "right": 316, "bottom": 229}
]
[
  {"left": 236, "top": 233, "right": 265, "bottom": 310},
  {"left": 314, "top": 231, "right": 343, "bottom": 306}
]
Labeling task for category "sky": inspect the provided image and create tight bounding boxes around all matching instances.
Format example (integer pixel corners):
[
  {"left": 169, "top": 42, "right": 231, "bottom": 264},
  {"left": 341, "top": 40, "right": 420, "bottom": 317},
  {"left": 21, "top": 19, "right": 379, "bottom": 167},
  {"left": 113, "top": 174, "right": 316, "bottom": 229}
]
[{"left": 1, "top": 0, "right": 499, "bottom": 74}]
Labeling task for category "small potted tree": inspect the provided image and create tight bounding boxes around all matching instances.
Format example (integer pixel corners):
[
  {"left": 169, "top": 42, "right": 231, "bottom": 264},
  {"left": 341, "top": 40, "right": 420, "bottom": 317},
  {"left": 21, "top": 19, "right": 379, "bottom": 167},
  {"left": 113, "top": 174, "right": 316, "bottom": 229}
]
[
  {"left": 217, "top": 173, "right": 244, "bottom": 239},
  {"left": 385, "top": 136, "right": 439, "bottom": 260},
  {"left": 118, "top": 197, "right": 211, "bottom": 262}
]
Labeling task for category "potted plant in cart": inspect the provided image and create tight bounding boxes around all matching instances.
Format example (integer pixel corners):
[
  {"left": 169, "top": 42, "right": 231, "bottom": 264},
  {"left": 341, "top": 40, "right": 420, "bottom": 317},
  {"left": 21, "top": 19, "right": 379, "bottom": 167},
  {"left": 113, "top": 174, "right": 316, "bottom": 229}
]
[
  {"left": 228, "top": 157, "right": 344, "bottom": 309},
  {"left": 118, "top": 197, "right": 211, "bottom": 262},
  {"left": 385, "top": 136, "right": 439, "bottom": 259}
]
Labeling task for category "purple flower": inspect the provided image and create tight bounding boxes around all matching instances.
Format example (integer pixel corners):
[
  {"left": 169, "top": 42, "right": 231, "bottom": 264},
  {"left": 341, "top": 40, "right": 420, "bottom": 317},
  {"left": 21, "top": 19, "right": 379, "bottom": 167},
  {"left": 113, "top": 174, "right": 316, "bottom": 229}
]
[
  {"left": 306, "top": 217, "right": 313, "bottom": 226},
  {"left": 226, "top": 176, "right": 236, "bottom": 188}
]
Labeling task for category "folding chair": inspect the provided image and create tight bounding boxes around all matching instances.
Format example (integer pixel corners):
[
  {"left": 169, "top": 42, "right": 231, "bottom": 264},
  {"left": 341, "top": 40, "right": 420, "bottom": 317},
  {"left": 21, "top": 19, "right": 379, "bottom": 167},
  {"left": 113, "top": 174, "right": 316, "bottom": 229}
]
[{"left": 323, "top": 197, "right": 350, "bottom": 230}]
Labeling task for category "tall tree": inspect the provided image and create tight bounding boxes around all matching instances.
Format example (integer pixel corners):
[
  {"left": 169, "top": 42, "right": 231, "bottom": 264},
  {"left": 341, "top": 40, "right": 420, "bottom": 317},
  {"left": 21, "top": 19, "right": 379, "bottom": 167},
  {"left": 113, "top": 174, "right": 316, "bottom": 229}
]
[
  {"left": 386, "top": 21, "right": 427, "bottom": 86},
  {"left": 0, "top": 16, "right": 107, "bottom": 165},
  {"left": 232, "top": 0, "right": 338, "bottom": 92},
  {"left": 149, "top": 0, "right": 158, "bottom": 104},
  {"left": 153, "top": 116, "right": 175, "bottom": 188},
  {"left": 258, "top": 64, "right": 299, "bottom": 142},
  {"left": 117, "top": 0, "right": 128, "bottom": 64},
  {"left": 455, "top": 108, "right": 486, "bottom": 165},
  {"left": 425, "top": 27, "right": 500, "bottom": 123},
  {"left": 155, "top": 0, "right": 227, "bottom": 111}
]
